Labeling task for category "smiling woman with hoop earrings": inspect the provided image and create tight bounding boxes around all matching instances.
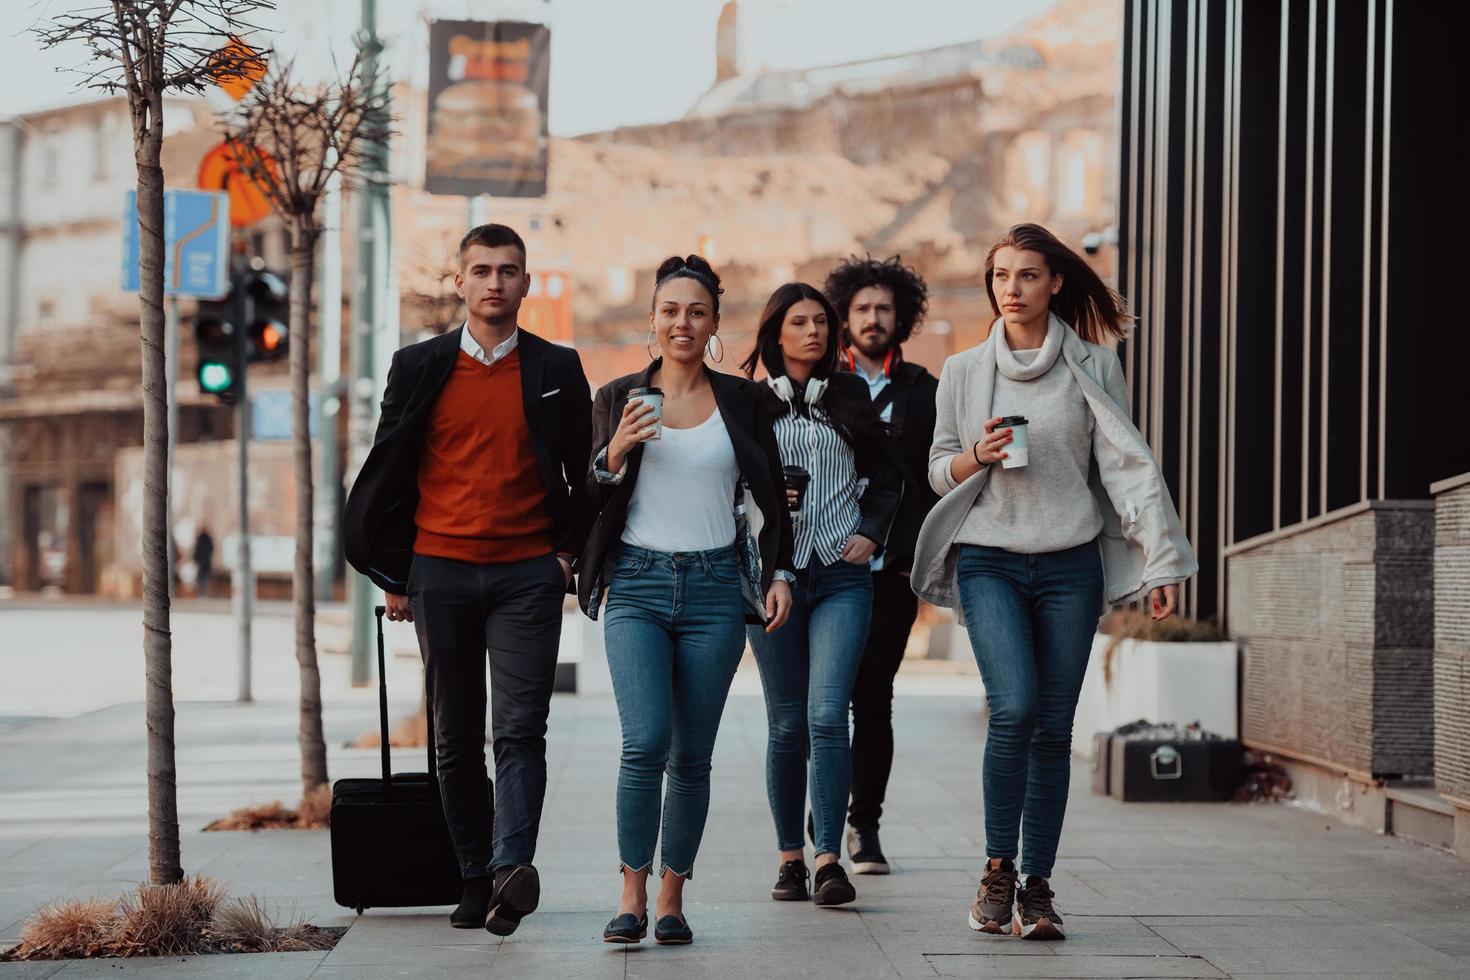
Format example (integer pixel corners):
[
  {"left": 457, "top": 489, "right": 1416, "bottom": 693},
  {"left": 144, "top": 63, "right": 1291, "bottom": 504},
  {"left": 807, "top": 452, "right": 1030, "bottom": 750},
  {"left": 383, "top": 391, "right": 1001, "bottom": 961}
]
[
  {"left": 579, "top": 254, "right": 795, "bottom": 948},
  {"left": 739, "top": 282, "right": 904, "bottom": 910}
]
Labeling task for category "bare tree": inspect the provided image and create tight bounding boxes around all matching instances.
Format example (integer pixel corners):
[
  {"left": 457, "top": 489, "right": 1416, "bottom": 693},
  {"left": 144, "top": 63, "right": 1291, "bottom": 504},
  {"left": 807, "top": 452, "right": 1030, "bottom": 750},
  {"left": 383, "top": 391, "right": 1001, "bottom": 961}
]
[
  {"left": 223, "top": 47, "right": 391, "bottom": 799},
  {"left": 36, "top": 0, "right": 273, "bottom": 887}
]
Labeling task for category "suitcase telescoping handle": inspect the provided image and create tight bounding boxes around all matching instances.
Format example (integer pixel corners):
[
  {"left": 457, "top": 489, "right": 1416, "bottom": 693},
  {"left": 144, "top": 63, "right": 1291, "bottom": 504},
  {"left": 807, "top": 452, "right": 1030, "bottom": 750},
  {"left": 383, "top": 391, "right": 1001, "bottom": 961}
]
[{"left": 374, "top": 605, "right": 439, "bottom": 792}]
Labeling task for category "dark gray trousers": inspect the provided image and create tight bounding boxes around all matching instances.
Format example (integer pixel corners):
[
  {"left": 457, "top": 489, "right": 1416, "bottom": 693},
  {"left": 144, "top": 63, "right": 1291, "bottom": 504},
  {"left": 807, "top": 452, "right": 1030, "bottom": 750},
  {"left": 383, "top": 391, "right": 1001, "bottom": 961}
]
[{"left": 408, "top": 550, "right": 565, "bottom": 877}]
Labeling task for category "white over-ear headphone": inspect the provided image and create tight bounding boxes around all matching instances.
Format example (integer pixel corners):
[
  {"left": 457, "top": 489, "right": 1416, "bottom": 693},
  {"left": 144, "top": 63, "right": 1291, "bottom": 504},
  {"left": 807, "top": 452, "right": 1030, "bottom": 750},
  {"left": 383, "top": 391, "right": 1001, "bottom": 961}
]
[{"left": 767, "top": 375, "right": 827, "bottom": 407}]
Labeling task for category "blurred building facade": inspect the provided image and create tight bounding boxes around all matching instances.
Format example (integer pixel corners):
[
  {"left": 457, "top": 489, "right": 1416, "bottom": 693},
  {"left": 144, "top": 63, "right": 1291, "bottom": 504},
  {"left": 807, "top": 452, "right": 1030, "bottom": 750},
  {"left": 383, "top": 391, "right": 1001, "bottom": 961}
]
[
  {"left": 394, "top": 0, "right": 1124, "bottom": 386},
  {"left": 1118, "top": 0, "right": 1469, "bottom": 856},
  {"left": 0, "top": 0, "right": 1125, "bottom": 596},
  {"left": 0, "top": 96, "right": 292, "bottom": 594}
]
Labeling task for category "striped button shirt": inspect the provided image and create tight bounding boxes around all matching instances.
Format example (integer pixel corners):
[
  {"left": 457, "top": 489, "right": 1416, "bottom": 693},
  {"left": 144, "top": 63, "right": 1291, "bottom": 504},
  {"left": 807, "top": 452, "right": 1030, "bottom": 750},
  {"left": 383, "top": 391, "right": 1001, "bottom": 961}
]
[{"left": 772, "top": 402, "right": 863, "bottom": 570}]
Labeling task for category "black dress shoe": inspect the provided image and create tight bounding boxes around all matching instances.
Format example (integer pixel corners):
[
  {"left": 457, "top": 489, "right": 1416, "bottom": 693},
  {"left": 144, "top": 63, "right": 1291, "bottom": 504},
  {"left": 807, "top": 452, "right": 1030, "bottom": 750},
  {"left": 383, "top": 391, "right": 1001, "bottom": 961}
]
[
  {"left": 771, "top": 858, "right": 810, "bottom": 901},
  {"left": 654, "top": 914, "right": 693, "bottom": 945},
  {"left": 449, "top": 876, "right": 493, "bottom": 928},
  {"left": 486, "top": 864, "right": 540, "bottom": 937},
  {"left": 602, "top": 909, "right": 648, "bottom": 944},
  {"left": 812, "top": 861, "right": 857, "bottom": 907}
]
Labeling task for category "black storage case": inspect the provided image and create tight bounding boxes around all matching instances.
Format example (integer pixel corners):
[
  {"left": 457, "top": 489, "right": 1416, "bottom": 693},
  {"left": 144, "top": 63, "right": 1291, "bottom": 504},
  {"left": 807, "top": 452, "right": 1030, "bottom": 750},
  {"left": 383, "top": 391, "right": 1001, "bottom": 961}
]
[
  {"left": 330, "top": 606, "right": 462, "bottom": 913},
  {"left": 1107, "top": 729, "right": 1244, "bottom": 803}
]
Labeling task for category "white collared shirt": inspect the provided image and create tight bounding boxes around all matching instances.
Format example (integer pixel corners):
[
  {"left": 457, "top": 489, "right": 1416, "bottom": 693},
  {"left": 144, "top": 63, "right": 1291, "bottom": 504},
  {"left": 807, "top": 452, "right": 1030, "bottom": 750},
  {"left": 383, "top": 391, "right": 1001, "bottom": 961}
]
[{"left": 460, "top": 321, "right": 518, "bottom": 366}]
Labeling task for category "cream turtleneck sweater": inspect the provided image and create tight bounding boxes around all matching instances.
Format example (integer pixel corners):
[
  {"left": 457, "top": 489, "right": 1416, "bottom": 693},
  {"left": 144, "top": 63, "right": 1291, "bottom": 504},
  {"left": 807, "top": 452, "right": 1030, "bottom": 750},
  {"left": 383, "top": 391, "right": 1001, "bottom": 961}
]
[{"left": 955, "top": 319, "right": 1104, "bottom": 554}]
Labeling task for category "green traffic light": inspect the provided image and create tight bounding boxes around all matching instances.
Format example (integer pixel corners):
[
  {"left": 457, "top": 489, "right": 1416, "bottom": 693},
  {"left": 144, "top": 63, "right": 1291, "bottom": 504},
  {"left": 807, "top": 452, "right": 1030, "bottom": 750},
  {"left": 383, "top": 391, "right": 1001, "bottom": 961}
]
[{"left": 199, "top": 361, "right": 234, "bottom": 393}]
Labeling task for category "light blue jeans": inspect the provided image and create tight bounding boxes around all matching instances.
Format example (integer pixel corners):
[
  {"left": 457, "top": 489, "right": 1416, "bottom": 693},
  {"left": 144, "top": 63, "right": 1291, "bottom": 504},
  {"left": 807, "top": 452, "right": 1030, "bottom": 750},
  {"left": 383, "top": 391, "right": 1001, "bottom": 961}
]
[
  {"left": 748, "top": 558, "right": 873, "bottom": 856},
  {"left": 603, "top": 544, "right": 747, "bottom": 878},
  {"left": 955, "top": 541, "right": 1104, "bottom": 879}
]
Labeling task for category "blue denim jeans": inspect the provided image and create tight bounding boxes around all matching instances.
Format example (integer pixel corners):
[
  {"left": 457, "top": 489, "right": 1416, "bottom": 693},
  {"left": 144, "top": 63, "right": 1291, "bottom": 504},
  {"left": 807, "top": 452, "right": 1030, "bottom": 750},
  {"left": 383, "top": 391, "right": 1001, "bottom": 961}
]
[
  {"left": 748, "top": 558, "right": 873, "bottom": 856},
  {"left": 603, "top": 544, "right": 748, "bottom": 878},
  {"left": 955, "top": 541, "right": 1104, "bottom": 880}
]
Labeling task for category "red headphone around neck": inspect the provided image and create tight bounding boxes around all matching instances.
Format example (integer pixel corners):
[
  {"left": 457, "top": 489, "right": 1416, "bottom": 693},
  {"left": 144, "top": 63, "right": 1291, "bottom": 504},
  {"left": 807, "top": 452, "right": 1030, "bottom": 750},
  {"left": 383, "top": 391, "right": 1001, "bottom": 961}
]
[{"left": 841, "top": 346, "right": 895, "bottom": 377}]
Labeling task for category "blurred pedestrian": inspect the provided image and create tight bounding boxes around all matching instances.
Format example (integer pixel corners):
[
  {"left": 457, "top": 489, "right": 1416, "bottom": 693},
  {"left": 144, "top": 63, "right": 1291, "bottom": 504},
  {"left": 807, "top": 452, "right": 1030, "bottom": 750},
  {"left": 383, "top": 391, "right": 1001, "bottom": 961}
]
[
  {"left": 582, "top": 255, "right": 794, "bottom": 947},
  {"left": 192, "top": 527, "right": 214, "bottom": 598},
  {"left": 825, "top": 254, "right": 940, "bottom": 875},
  {"left": 343, "top": 223, "right": 593, "bottom": 937},
  {"left": 739, "top": 283, "right": 903, "bottom": 908},
  {"left": 911, "top": 223, "right": 1197, "bottom": 939}
]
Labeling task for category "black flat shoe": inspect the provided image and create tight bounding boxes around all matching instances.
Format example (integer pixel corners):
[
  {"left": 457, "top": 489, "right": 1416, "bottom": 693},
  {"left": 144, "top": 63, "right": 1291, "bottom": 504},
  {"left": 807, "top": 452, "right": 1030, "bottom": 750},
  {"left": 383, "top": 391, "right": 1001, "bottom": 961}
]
[
  {"left": 449, "top": 876, "right": 493, "bottom": 928},
  {"left": 812, "top": 861, "right": 857, "bottom": 907},
  {"left": 771, "top": 858, "right": 810, "bottom": 901},
  {"left": 486, "top": 864, "right": 540, "bottom": 937},
  {"left": 602, "top": 909, "right": 648, "bottom": 944},
  {"left": 654, "top": 914, "right": 693, "bottom": 945}
]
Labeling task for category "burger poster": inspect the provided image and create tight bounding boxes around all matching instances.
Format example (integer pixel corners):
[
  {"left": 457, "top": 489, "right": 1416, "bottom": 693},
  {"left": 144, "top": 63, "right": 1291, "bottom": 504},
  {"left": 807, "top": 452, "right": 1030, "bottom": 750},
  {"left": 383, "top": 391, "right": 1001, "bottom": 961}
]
[{"left": 426, "top": 20, "right": 550, "bottom": 198}]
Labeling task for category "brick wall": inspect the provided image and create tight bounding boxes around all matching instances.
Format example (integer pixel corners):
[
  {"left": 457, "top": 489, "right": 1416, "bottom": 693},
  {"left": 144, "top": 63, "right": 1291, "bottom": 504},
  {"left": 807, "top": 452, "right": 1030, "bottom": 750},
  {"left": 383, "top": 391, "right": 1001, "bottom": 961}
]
[
  {"left": 1226, "top": 501, "right": 1436, "bottom": 779},
  {"left": 1434, "top": 474, "right": 1470, "bottom": 802}
]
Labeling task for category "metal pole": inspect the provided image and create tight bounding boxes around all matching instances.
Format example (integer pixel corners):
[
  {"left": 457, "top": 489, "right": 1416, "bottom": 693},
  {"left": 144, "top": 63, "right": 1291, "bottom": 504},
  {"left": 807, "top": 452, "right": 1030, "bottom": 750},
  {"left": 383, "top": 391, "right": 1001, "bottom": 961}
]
[
  {"left": 315, "top": 160, "right": 343, "bottom": 603},
  {"left": 164, "top": 296, "right": 180, "bottom": 597},
  {"left": 234, "top": 275, "right": 253, "bottom": 703},
  {"left": 348, "top": 0, "right": 386, "bottom": 687}
]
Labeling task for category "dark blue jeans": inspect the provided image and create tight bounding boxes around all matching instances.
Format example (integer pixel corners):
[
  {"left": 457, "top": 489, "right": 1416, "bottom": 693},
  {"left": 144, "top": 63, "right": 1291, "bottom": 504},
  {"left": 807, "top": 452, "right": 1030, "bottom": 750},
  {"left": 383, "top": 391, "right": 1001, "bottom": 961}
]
[
  {"left": 408, "top": 550, "right": 565, "bottom": 877},
  {"left": 748, "top": 558, "right": 873, "bottom": 857},
  {"left": 955, "top": 541, "right": 1104, "bottom": 880},
  {"left": 603, "top": 544, "right": 748, "bottom": 878}
]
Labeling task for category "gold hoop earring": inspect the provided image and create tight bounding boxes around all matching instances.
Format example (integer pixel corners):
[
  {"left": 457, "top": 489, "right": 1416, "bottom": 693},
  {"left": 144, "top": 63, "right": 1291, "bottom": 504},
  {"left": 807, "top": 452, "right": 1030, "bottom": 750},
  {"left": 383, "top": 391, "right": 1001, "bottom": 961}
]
[
  {"left": 706, "top": 335, "right": 724, "bottom": 363},
  {"left": 646, "top": 328, "right": 658, "bottom": 360}
]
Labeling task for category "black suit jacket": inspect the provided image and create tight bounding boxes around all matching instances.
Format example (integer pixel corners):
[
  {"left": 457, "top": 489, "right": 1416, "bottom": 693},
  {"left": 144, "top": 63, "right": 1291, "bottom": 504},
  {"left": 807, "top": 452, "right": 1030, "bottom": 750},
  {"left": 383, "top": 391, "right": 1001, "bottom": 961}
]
[
  {"left": 343, "top": 327, "right": 593, "bottom": 595},
  {"left": 844, "top": 358, "right": 940, "bottom": 574},
  {"left": 578, "top": 362, "right": 794, "bottom": 623}
]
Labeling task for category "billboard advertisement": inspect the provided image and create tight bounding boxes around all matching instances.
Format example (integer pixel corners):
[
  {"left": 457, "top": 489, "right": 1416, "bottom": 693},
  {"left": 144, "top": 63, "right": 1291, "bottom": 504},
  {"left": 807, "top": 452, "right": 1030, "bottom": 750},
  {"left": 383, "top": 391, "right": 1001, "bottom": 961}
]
[{"left": 425, "top": 19, "right": 550, "bottom": 198}]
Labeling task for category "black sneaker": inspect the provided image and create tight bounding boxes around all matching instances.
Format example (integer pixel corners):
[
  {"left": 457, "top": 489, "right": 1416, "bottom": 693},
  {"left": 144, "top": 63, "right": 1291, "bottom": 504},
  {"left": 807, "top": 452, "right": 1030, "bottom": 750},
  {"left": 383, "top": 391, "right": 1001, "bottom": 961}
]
[
  {"left": 602, "top": 909, "right": 647, "bottom": 944},
  {"left": 968, "top": 857, "right": 1017, "bottom": 934},
  {"left": 1015, "top": 875, "right": 1064, "bottom": 940},
  {"left": 486, "top": 863, "right": 540, "bottom": 937},
  {"left": 449, "top": 876, "right": 492, "bottom": 928},
  {"left": 654, "top": 913, "right": 694, "bottom": 945},
  {"left": 811, "top": 862, "right": 857, "bottom": 907},
  {"left": 846, "top": 824, "right": 890, "bottom": 875},
  {"left": 771, "top": 858, "right": 810, "bottom": 901}
]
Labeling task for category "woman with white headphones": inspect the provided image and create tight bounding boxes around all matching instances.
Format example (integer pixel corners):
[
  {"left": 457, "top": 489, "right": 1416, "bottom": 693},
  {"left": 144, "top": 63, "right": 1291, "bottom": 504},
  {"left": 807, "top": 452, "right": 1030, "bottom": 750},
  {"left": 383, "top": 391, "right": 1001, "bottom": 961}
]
[{"left": 739, "top": 282, "right": 903, "bottom": 908}]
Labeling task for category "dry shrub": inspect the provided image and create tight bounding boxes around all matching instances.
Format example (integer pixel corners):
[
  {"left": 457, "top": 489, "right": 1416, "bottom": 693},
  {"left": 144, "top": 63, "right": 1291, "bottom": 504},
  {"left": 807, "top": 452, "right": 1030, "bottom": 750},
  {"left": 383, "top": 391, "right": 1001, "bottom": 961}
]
[
  {"left": 207, "top": 897, "right": 337, "bottom": 953},
  {"left": 295, "top": 783, "right": 332, "bottom": 827},
  {"left": 2, "top": 878, "right": 342, "bottom": 962},
  {"left": 108, "top": 877, "right": 224, "bottom": 958},
  {"left": 1099, "top": 609, "right": 1228, "bottom": 687},
  {"left": 9, "top": 898, "right": 118, "bottom": 960},
  {"left": 351, "top": 707, "right": 428, "bottom": 749},
  {"left": 205, "top": 784, "right": 333, "bottom": 831}
]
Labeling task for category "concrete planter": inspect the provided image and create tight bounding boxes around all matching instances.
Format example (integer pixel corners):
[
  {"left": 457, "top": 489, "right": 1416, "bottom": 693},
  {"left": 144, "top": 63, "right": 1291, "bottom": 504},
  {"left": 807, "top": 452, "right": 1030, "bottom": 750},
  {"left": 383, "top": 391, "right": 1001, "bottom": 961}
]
[{"left": 1071, "top": 633, "right": 1239, "bottom": 758}]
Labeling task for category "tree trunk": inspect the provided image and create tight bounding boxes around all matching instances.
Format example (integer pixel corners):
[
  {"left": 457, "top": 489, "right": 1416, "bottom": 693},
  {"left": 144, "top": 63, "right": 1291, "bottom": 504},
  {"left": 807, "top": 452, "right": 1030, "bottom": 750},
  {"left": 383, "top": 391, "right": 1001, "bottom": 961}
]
[
  {"left": 291, "top": 229, "right": 329, "bottom": 796},
  {"left": 136, "top": 91, "right": 182, "bottom": 886}
]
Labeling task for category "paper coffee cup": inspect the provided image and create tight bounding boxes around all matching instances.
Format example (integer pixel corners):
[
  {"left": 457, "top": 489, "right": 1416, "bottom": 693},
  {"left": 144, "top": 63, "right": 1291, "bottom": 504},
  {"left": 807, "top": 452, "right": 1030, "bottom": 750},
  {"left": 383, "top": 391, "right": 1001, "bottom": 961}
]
[
  {"left": 629, "top": 386, "right": 664, "bottom": 440},
  {"left": 998, "top": 415, "right": 1029, "bottom": 469}
]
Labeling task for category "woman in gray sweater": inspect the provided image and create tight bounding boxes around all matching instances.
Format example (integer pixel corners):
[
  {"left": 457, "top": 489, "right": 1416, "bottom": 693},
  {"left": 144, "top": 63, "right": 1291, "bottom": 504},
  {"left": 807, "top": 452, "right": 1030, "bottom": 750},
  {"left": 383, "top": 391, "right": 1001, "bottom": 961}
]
[{"left": 912, "top": 224, "right": 1196, "bottom": 941}]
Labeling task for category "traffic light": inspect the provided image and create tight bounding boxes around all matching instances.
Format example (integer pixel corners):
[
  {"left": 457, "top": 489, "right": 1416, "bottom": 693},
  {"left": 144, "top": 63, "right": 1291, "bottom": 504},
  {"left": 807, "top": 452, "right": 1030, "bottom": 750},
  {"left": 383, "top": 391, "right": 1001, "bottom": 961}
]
[
  {"left": 195, "top": 297, "right": 241, "bottom": 401},
  {"left": 245, "top": 269, "right": 288, "bottom": 362},
  {"left": 192, "top": 264, "right": 289, "bottom": 402}
]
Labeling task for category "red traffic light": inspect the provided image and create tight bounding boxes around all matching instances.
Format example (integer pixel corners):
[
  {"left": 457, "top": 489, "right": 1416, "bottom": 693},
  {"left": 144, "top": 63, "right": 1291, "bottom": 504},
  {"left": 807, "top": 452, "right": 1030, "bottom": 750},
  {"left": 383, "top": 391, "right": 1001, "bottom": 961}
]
[{"left": 249, "top": 319, "right": 287, "bottom": 360}]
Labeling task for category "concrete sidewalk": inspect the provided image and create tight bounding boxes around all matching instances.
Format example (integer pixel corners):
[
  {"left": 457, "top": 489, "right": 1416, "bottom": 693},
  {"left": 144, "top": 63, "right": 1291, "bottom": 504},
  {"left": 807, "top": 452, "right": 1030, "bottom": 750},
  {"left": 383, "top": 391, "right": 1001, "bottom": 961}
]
[{"left": 2, "top": 689, "right": 1468, "bottom": 978}]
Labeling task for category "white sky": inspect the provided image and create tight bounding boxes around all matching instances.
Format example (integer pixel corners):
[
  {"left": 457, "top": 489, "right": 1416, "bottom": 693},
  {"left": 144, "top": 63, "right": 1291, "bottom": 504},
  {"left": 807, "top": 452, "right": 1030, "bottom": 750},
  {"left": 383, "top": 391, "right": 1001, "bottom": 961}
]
[{"left": 4, "top": 0, "right": 1053, "bottom": 134}]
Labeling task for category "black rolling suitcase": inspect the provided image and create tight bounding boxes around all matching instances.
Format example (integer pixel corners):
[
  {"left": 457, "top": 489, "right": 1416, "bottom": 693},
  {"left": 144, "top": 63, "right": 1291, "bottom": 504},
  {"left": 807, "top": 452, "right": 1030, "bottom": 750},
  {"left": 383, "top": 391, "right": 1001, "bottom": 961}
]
[
  {"left": 330, "top": 606, "right": 462, "bottom": 913},
  {"left": 1107, "top": 723, "right": 1244, "bottom": 803}
]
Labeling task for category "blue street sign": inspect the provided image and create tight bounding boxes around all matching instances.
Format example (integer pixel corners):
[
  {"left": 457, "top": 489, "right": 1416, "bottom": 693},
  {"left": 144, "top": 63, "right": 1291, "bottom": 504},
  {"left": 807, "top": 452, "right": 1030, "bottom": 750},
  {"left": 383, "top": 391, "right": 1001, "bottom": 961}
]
[
  {"left": 121, "top": 189, "right": 231, "bottom": 299},
  {"left": 251, "top": 389, "right": 320, "bottom": 442}
]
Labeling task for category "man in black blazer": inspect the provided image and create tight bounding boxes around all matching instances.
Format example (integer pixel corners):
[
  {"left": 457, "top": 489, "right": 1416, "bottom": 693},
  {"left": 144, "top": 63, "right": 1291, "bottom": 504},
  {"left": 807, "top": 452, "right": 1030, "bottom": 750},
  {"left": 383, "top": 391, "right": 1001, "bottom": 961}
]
[
  {"left": 344, "top": 224, "right": 592, "bottom": 936},
  {"left": 825, "top": 255, "right": 940, "bottom": 876}
]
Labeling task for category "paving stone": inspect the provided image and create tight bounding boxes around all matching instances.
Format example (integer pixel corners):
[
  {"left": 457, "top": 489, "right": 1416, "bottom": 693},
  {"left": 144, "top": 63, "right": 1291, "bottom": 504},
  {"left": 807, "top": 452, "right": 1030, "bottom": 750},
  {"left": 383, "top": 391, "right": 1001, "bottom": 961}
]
[
  {"left": 49, "top": 951, "right": 327, "bottom": 978},
  {"left": 921, "top": 952, "right": 1225, "bottom": 977}
]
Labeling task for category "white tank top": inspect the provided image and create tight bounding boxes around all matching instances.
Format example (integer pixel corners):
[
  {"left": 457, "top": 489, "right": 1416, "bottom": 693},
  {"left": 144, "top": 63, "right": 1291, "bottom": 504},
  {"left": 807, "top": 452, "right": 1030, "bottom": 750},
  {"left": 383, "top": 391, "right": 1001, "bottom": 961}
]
[{"left": 621, "top": 409, "right": 740, "bottom": 554}]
